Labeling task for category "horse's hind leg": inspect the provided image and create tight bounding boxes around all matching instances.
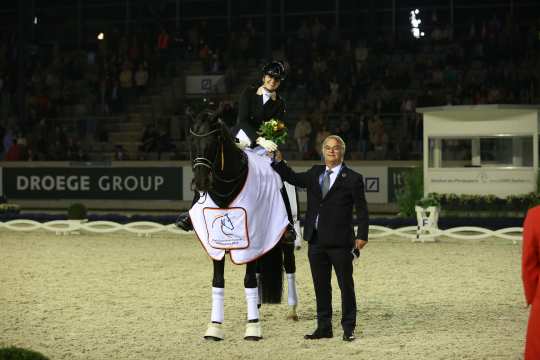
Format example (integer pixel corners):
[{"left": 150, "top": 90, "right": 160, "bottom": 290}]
[
  {"left": 244, "top": 261, "right": 262, "bottom": 340},
  {"left": 204, "top": 258, "right": 225, "bottom": 341},
  {"left": 283, "top": 243, "right": 299, "bottom": 321}
]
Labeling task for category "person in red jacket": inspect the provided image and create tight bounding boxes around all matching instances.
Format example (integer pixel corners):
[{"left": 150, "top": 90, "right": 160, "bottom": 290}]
[{"left": 522, "top": 206, "right": 540, "bottom": 360}]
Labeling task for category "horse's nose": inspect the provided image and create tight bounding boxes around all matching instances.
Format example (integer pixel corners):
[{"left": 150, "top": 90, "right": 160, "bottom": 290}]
[{"left": 193, "top": 166, "right": 212, "bottom": 192}]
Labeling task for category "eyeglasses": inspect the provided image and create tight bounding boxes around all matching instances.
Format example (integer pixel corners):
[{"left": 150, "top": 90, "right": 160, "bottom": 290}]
[{"left": 324, "top": 146, "right": 342, "bottom": 152}]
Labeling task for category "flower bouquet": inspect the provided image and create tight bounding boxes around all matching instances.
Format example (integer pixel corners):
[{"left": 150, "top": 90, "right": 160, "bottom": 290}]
[{"left": 257, "top": 119, "right": 288, "bottom": 145}]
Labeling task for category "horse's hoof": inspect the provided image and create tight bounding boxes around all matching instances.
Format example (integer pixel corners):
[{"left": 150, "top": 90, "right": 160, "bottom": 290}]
[
  {"left": 244, "top": 321, "right": 262, "bottom": 341},
  {"left": 286, "top": 313, "right": 299, "bottom": 321},
  {"left": 204, "top": 323, "right": 224, "bottom": 341},
  {"left": 286, "top": 305, "right": 299, "bottom": 321}
]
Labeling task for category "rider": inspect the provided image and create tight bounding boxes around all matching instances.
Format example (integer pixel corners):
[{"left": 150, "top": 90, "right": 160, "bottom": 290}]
[{"left": 178, "top": 60, "right": 296, "bottom": 243}]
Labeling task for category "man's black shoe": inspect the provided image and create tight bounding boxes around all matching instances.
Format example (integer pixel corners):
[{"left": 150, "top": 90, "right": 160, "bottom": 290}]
[
  {"left": 175, "top": 212, "right": 193, "bottom": 231},
  {"left": 342, "top": 331, "right": 356, "bottom": 342},
  {"left": 304, "top": 328, "right": 333, "bottom": 340}
]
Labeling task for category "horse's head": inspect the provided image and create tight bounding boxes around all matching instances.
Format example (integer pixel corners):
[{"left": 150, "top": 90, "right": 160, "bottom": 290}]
[{"left": 190, "top": 109, "right": 223, "bottom": 192}]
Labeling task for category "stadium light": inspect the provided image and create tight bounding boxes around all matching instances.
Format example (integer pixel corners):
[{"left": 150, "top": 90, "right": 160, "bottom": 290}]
[{"left": 409, "top": 9, "right": 425, "bottom": 39}]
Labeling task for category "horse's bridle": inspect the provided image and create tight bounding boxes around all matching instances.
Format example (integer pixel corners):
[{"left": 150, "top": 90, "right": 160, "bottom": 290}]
[{"left": 189, "top": 127, "right": 221, "bottom": 171}]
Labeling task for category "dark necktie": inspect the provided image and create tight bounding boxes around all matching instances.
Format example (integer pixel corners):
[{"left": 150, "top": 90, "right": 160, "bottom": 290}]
[{"left": 321, "top": 169, "right": 333, "bottom": 198}]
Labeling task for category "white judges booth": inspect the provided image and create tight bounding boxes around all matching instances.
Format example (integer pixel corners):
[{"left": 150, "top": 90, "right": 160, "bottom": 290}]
[{"left": 417, "top": 105, "right": 539, "bottom": 197}]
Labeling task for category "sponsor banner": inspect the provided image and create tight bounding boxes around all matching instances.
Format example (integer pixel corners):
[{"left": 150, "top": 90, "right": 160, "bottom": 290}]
[
  {"left": 426, "top": 169, "right": 536, "bottom": 197},
  {"left": 387, "top": 167, "right": 416, "bottom": 203},
  {"left": 4, "top": 167, "right": 182, "bottom": 200},
  {"left": 185, "top": 75, "right": 225, "bottom": 94}
]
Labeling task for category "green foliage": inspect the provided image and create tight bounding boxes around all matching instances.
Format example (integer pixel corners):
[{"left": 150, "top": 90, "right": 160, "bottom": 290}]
[
  {"left": 0, "top": 346, "right": 50, "bottom": 360},
  {"left": 67, "top": 203, "right": 88, "bottom": 220},
  {"left": 0, "top": 203, "right": 20, "bottom": 214},
  {"left": 396, "top": 167, "right": 423, "bottom": 217},
  {"left": 416, "top": 195, "right": 440, "bottom": 208},
  {"left": 431, "top": 192, "right": 540, "bottom": 215}
]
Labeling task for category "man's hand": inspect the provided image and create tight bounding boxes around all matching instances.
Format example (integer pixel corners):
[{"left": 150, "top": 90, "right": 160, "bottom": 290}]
[{"left": 355, "top": 239, "right": 367, "bottom": 249}]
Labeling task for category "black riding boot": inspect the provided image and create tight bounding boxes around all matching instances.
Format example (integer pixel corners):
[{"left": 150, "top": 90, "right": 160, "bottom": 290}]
[
  {"left": 280, "top": 187, "right": 296, "bottom": 245},
  {"left": 176, "top": 212, "right": 193, "bottom": 231}
]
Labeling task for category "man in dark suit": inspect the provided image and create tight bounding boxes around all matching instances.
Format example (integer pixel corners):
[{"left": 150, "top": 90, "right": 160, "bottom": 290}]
[{"left": 272, "top": 135, "right": 369, "bottom": 342}]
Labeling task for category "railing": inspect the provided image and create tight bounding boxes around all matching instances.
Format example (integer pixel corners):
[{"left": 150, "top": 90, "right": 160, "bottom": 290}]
[{"left": 0, "top": 220, "right": 522, "bottom": 243}]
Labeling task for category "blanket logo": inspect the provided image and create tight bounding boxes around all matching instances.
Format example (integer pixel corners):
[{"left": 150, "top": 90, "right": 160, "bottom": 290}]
[{"left": 203, "top": 207, "right": 249, "bottom": 249}]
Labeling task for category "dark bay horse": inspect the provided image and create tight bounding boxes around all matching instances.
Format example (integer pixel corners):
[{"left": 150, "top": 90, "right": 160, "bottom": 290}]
[{"left": 187, "top": 110, "right": 297, "bottom": 341}]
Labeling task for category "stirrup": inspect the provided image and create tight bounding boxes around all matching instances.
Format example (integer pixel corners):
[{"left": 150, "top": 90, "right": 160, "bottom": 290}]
[
  {"left": 244, "top": 321, "right": 262, "bottom": 341},
  {"left": 282, "top": 224, "right": 296, "bottom": 245},
  {"left": 204, "top": 323, "right": 224, "bottom": 341},
  {"left": 286, "top": 305, "right": 298, "bottom": 321}
]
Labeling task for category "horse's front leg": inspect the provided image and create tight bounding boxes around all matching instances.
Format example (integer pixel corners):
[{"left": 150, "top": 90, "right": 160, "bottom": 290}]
[
  {"left": 244, "top": 261, "right": 262, "bottom": 341},
  {"left": 204, "top": 258, "right": 225, "bottom": 341}
]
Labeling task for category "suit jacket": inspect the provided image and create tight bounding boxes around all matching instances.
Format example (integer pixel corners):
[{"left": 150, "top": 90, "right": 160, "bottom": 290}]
[
  {"left": 272, "top": 161, "right": 369, "bottom": 248},
  {"left": 235, "top": 85, "right": 286, "bottom": 142},
  {"left": 523, "top": 206, "right": 540, "bottom": 360}
]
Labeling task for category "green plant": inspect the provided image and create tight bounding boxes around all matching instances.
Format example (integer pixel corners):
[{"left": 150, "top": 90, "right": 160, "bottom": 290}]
[
  {"left": 415, "top": 195, "right": 440, "bottom": 208},
  {"left": 0, "top": 203, "right": 20, "bottom": 214},
  {"left": 67, "top": 203, "right": 88, "bottom": 220},
  {"left": 396, "top": 167, "right": 423, "bottom": 217},
  {"left": 0, "top": 346, "right": 49, "bottom": 360}
]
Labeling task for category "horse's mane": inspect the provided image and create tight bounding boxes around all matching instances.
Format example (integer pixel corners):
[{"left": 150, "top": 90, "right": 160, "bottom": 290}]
[{"left": 193, "top": 109, "right": 237, "bottom": 147}]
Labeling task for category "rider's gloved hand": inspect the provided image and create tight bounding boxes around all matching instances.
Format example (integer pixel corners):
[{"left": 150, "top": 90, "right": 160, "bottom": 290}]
[
  {"left": 256, "top": 137, "right": 278, "bottom": 152},
  {"left": 235, "top": 137, "right": 251, "bottom": 150}
]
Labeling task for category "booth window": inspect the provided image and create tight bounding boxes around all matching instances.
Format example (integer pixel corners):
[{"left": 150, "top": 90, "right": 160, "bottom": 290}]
[{"left": 428, "top": 136, "right": 533, "bottom": 168}]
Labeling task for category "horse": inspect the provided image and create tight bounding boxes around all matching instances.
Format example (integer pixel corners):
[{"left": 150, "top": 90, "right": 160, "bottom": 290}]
[{"left": 186, "top": 109, "right": 298, "bottom": 341}]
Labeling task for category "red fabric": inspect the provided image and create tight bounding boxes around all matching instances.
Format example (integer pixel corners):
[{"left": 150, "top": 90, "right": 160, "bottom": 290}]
[
  {"left": 4, "top": 144, "right": 22, "bottom": 161},
  {"left": 523, "top": 206, "right": 540, "bottom": 360},
  {"left": 157, "top": 33, "right": 169, "bottom": 49}
]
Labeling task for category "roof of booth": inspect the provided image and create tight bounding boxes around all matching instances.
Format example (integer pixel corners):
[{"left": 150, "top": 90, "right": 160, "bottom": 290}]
[{"left": 417, "top": 104, "right": 540, "bottom": 113}]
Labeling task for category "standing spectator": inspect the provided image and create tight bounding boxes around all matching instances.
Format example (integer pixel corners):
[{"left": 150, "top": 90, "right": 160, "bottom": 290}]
[
  {"left": 522, "top": 206, "right": 540, "bottom": 360},
  {"left": 119, "top": 62, "right": 134, "bottom": 105},
  {"left": 294, "top": 115, "right": 312, "bottom": 157},
  {"left": 357, "top": 114, "right": 369, "bottom": 160}
]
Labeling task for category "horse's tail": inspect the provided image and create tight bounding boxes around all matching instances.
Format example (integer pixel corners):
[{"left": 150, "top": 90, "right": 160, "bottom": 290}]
[{"left": 258, "top": 243, "right": 283, "bottom": 304}]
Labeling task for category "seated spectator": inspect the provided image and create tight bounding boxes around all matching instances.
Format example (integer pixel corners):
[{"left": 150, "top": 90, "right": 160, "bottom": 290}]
[
  {"left": 4, "top": 138, "right": 27, "bottom": 161},
  {"left": 134, "top": 63, "right": 149, "bottom": 97},
  {"left": 314, "top": 125, "right": 330, "bottom": 160},
  {"left": 139, "top": 124, "right": 159, "bottom": 153},
  {"left": 114, "top": 144, "right": 129, "bottom": 160},
  {"left": 294, "top": 115, "right": 312, "bottom": 157}
]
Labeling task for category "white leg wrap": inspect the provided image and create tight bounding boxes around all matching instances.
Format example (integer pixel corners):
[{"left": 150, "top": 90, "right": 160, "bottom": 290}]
[
  {"left": 287, "top": 273, "right": 298, "bottom": 306},
  {"left": 245, "top": 287, "right": 259, "bottom": 321},
  {"left": 211, "top": 287, "right": 224, "bottom": 324}
]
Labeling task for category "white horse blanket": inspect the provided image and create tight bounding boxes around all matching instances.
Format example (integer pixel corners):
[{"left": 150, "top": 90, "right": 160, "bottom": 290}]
[{"left": 189, "top": 149, "right": 289, "bottom": 264}]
